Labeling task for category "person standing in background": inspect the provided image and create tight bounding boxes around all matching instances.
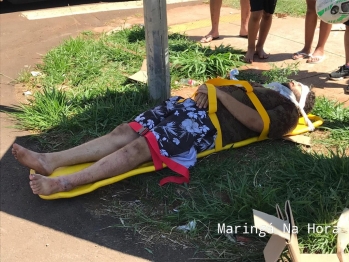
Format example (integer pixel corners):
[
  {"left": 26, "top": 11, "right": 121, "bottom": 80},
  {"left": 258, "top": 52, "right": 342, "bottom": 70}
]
[
  {"left": 244, "top": 0, "right": 277, "bottom": 63},
  {"left": 292, "top": 0, "right": 332, "bottom": 64},
  {"left": 200, "top": 0, "right": 251, "bottom": 43}
]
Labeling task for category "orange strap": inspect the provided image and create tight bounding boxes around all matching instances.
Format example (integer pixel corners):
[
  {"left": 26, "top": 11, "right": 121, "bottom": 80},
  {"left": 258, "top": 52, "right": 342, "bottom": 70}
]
[{"left": 128, "top": 122, "right": 190, "bottom": 186}]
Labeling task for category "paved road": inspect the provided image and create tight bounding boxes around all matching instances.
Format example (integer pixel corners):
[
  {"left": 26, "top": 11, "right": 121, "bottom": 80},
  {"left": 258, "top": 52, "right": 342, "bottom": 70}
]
[{"left": 0, "top": 1, "right": 202, "bottom": 261}]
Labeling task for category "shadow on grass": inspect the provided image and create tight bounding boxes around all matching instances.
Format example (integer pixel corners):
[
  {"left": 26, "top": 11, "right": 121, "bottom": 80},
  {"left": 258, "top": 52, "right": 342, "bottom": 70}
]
[
  {"left": 123, "top": 138, "right": 348, "bottom": 259},
  {"left": 0, "top": 81, "right": 208, "bottom": 262},
  {"left": 3, "top": 69, "right": 349, "bottom": 261}
]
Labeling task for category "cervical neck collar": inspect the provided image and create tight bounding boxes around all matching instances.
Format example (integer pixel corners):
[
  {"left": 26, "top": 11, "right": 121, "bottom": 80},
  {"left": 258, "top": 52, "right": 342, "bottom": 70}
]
[{"left": 265, "top": 82, "right": 315, "bottom": 131}]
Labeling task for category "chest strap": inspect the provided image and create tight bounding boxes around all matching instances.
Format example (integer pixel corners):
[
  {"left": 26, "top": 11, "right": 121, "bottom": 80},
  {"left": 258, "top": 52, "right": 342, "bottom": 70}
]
[
  {"left": 204, "top": 78, "right": 271, "bottom": 152},
  {"left": 205, "top": 84, "right": 222, "bottom": 152}
]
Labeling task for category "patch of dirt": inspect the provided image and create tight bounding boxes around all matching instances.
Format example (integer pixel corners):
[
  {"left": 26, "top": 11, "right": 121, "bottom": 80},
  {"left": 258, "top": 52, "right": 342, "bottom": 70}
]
[
  {"left": 307, "top": 130, "right": 349, "bottom": 156},
  {"left": 273, "top": 13, "right": 288, "bottom": 19},
  {"left": 14, "top": 83, "right": 33, "bottom": 105},
  {"left": 171, "top": 85, "right": 198, "bottom": 98},
  {"left": 171, "top": 85, "right": 197, "bottom": 98}
]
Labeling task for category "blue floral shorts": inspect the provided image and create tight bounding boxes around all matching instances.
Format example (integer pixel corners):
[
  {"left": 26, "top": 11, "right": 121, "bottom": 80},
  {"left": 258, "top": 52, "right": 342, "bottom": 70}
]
[{"left": 133, "top": 96, "right": 217, "bottom": 157}]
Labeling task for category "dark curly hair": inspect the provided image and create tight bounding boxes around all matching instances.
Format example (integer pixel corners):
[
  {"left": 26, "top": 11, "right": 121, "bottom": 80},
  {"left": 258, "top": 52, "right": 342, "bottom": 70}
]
[{"left": 303, "top": 91, "right": 316, "bottom": 114}]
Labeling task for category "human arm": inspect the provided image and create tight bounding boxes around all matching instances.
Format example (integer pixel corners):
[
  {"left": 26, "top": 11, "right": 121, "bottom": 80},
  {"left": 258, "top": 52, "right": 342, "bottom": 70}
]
[{"left": 196, "top": 84, "right": 264, "bottom": 132}]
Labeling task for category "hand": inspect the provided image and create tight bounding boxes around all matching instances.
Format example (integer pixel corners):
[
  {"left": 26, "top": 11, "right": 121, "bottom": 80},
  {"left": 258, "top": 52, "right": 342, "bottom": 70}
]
[
  {"left": 196, "top": 83, "right": 223, "bottom": 101},
  {"left": 196, "top": 84, "right": 208, "bottom": 95},
  {"left": 194, "top": 92, "right": 208, "bottom": 108}
]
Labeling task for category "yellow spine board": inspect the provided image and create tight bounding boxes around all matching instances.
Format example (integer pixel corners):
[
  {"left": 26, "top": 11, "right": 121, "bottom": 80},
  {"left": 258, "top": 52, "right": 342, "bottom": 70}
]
[{"left": 37, "top": 79, "right": 323, "bottom": 200}]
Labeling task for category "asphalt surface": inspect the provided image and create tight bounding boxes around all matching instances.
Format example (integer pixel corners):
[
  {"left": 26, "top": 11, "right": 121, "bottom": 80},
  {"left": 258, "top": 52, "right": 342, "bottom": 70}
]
[
  {"left": 1, "top": 0, "right": 124, "bottom": 12},
  {"left": 0, "top": 1, "right": 204, "bottom": 261}
]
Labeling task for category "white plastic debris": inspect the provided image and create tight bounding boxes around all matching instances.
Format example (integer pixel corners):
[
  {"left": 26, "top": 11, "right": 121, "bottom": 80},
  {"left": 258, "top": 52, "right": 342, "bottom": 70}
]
[
  {"left": 225, "top": 233, "right": 236, "bottom": 242},
  {"left": 23, "top": 91, "right": 32, "bottom": 96},
  {"left": 229, "top": 68, "right": 239, "bottom": 80},
  {"left": 179, "top": 78, "right": 196, "bottom": 86},
  {"left": 31, "top": 71, "right": 42, "bottom": 77},
  {"left": 176, "top": 220, "right": 196, "bottom": 232}
]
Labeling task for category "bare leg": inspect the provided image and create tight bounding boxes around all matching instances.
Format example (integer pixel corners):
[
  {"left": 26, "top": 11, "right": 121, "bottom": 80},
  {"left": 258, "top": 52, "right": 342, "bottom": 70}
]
[
  {"left": 245, "top": 10, "right": 262, "bottom": 63},
  {"left": 239, "top": 0, "right": 251, "bottom": 36},
  {"left": 201, "top": 0, "right": 222, "bottom": 42},
  {"left": 307, "top": 20, "right": 332, "bottom": 63},
  {"left": 12, "top": 123, "right": 139, "bottom": 175},
  {"left": 292, "top": 0, "right": 317, "bottom": 59},
  {"left": 255, "top": 11, "right": 272, "bottom": 59},
  {"left": 29, "top": 136, "right": 152, "bottom": 195}
]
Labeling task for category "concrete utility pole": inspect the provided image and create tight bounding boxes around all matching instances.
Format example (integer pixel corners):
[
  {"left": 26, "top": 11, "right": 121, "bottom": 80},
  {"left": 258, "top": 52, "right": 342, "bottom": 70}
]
[{"left": 143, "top": 0, "right": 171, "bottom": 102}]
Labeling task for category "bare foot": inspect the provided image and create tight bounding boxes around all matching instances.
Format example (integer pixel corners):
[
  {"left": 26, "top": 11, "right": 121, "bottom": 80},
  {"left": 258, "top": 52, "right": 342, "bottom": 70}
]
[
  {"left": 200, "top": 35, "right": 219, "bottom": 43},
  {"left": 200, "top": 30, "right": 219, "bottom": 42},
  {"left": 309, "top": 49, "right": 325, "bottom": 58},
  {"left": 12, "top": 143, "right": 53, "bottom": 176},
  {"left": 306, "top": 49, "right": 325, "bottom": 64},
  {"left": 244, "top": 48, "right": 255, "bottom": 63},
  {"left": 29, "top": 174, "right": 71, "bottom": 195},
  {"left": 255, "top": 48, "right": 269, "bottom": 59}
]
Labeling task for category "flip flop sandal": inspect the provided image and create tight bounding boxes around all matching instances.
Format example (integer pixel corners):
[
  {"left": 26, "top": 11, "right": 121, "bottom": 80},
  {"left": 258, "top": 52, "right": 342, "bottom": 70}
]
[
  {"left": 306, "top": 55, "right": 325, "bottom": 64},
  {"left": 292, "top": 51, "right": 310, "bottom": 60},
  {"left": 200, "top": 35, "right": 219, "bottom": 43}
]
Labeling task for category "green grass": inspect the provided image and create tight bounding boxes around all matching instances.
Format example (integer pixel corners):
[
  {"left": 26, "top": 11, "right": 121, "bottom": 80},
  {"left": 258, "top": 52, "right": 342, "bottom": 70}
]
[
  {"left": 12, "top": 27, "right": 247, "bottom": 150},
  {"left": 312, "top": 97, "right": 349, "bottom": 148},
  {"left": 106, "top": 138, "right": 348, "bottom": 260},
  {"left": 10, "top": 25, "right": 349, "bottom": 261}
]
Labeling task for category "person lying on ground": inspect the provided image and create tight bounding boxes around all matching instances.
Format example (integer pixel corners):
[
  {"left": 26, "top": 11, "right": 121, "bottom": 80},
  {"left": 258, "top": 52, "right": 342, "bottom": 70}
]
[{"left": 12, "top": 80, "right": 315, "bottom": 196}]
